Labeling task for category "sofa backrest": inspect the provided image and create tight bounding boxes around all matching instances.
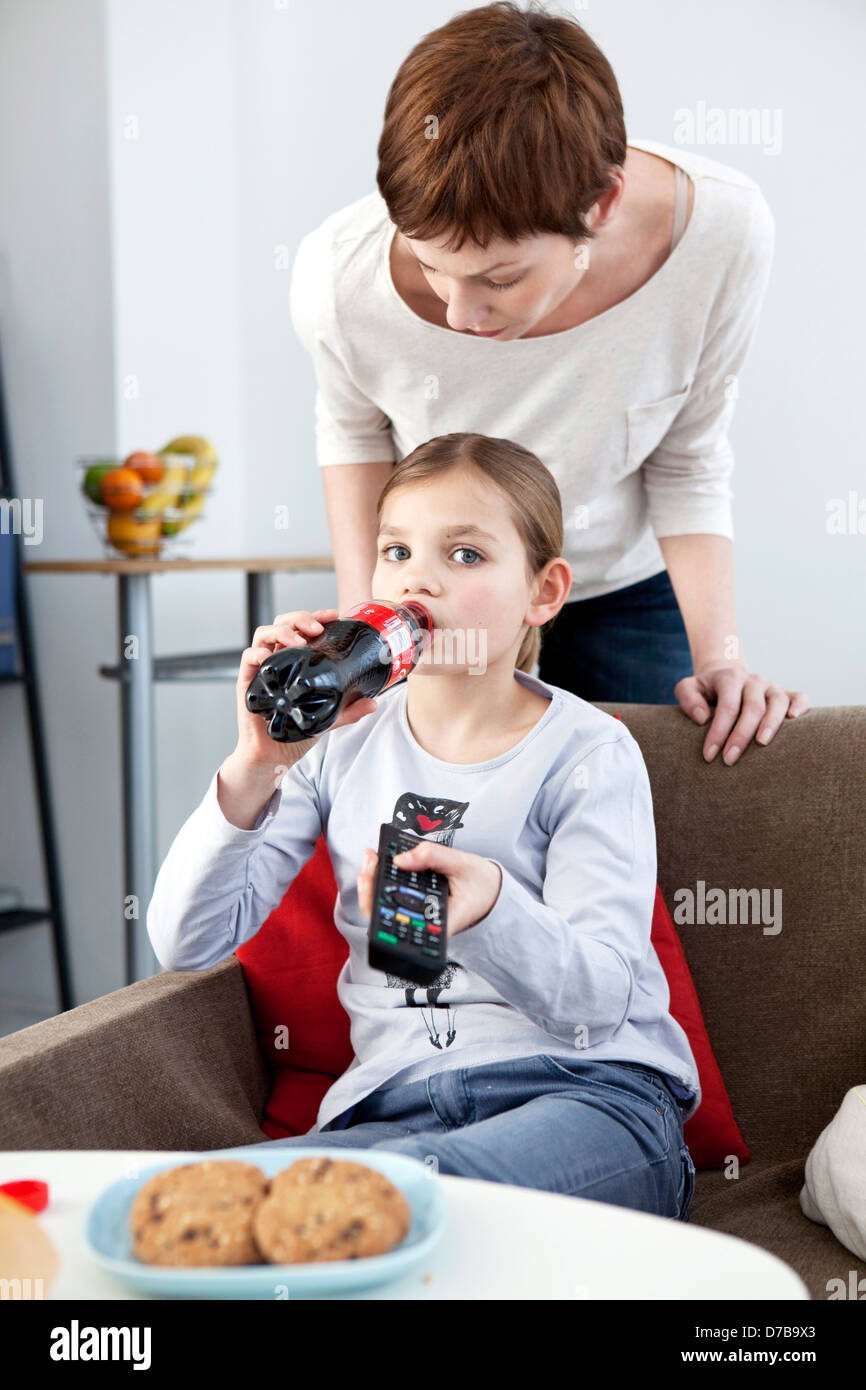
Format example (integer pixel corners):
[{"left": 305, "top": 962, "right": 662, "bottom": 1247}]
[{"left": 598, "top": 704, "right": 866, "bottom": 1161}]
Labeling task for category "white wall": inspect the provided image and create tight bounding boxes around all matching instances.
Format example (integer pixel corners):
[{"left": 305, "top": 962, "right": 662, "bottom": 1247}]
[
  {"left": 0, "top": 0, "right": 119, "bottom": 1025},
  {"left": 595, "top": 0, "right": 866, "bottom": 699},
  {"left": 0, "top": 0, "right": 863, "bottom": 1019}
]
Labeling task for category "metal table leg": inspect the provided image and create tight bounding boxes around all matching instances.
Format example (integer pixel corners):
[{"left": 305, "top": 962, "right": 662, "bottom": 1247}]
[
  {"left": 110, "top": 567, "right": 277, "bottom": 984},
  {"left": 118, "top": 573, "right": 160, "bottom": 983},
  {"left": 246, "top": 571, "right": 275, "bottom": 637}
]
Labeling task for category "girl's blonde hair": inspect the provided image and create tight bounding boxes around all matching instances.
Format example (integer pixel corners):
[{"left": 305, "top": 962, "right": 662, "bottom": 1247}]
[{"left": 376, "top": 432, "right": 564, "bottom": 674}]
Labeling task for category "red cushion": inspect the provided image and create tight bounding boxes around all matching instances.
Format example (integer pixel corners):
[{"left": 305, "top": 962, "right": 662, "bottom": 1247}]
[
  {"left": 236, "top": 737, "right": 750, "bottom": 1165},
  {"left": 236, "top": 835, "right": 352, "bottom": 1139},
  {"left": 649, "top": 882, "right": 750, "bottom": 1166}
]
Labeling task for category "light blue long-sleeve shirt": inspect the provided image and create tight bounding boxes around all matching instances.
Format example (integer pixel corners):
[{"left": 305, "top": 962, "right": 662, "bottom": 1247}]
[{"left": 146, "top": 670, "right": 701, "bottom": 1132}]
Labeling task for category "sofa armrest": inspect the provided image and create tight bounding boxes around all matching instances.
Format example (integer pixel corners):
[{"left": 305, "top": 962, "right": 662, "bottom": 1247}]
[{"left": 0, "top": 957, "right": 272, "bottom": 1151}]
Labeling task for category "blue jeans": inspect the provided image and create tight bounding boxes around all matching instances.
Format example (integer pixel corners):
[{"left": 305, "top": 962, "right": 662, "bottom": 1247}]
[
  {"left": 537, "top": 569, "right": 693, "bottom": 704},
  {"left": 248, "top": 1055, "right": 696, "bottom": 1222}
]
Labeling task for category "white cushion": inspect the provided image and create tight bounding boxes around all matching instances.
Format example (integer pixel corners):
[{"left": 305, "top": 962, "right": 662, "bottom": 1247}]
[{"left": 800, "top": 1085, "right": 866, "bottom": 1260}]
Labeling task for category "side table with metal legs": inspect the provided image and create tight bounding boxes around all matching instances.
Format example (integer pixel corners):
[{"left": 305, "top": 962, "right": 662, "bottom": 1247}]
[{"left": 22, "top": 557, "right": 333, "bottom": 984}]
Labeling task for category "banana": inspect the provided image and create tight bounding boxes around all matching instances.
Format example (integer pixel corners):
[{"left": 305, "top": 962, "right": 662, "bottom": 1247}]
[
  {"left": 162, "top": 491, "right": 206, "bottom": 536},
  {"left": 159, "top": 435, "right": 218, "bottom": 470},
  {"left": 160, "top": 464, "right": 190, "bottom": 489},
  {"left": 138, "top": 467, "right": 189, "bottom": 516},
  {"left": 151, "top": 440, "right": 214, "bottom": 534},
  {"left": 187, "top": 463, "right": 217, "bottom": 491}
]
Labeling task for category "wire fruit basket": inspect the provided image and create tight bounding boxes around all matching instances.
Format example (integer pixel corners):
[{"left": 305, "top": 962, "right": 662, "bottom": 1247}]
[{"left": 77, "top": 437, "right": 218, "bottom": 559}]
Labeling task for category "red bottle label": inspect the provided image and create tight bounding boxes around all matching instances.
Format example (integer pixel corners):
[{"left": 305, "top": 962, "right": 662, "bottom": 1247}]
[{"left": 344, "top": 602, "right": 418, "bottom": 688}]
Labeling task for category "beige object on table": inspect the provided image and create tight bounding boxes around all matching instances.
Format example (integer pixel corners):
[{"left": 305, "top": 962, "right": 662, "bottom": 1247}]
[
  {"left": 800, "top": 1085, "right": 866, "bottom": 1261},
  {"left": 0, "top": 1190, "right": 59, "bottom": 1296}
]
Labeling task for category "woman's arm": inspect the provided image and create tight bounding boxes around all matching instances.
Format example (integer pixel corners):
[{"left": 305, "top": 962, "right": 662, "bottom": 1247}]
[
  {"left": 642, "top": 192, "right": 809, "bottom": 756},
  {"left": 320, "top": 460, "right": 393, "bottom": 612},
  {"left": 658, "top": 531, "right": 809, "bottom": 761},
  {"left": 641, "top": 190, "right": 775, "bottom": 544},
  {"left": 289, "top": 229, "right": 396, "bottom": 611},
  {"left": 658, "top": 533, "right": 740, "bottom": 672}
]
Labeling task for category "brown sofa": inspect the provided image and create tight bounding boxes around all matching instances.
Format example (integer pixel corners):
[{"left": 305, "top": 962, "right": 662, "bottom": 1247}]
[{"left": 1, "top": 702, "right": 864, "bottom": 1301}]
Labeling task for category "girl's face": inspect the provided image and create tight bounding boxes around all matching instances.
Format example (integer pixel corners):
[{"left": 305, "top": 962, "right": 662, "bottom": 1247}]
[
  {"left": 372, "top": 470, "right": 552, "bottom": 674},
  {"left": 400, "top": 229, "right": 591, "bottom": 341}
]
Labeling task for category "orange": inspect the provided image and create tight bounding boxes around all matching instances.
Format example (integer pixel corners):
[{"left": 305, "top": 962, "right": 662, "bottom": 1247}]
[
  {"left": 100, "top": 467, "right": 144, "bottom": 511},
  {"left": 106, "top": 512, "right": 162, "bottom": 556},
  {"left": 123, "top": 450, "right": 164, "bottom": 484}
]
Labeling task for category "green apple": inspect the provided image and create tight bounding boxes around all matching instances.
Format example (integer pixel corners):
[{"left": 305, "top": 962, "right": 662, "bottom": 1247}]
[{"left": 82, "top": 461, "right": 117, "bottom": 505}]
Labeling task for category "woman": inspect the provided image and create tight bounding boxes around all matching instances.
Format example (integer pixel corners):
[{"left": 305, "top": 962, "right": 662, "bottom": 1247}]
[{"left": 289, "top": 0, "right": 808, "bottom": 763}]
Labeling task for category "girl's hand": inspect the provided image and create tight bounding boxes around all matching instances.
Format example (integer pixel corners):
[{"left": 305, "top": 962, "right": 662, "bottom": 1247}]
[
  {"left": 356, "top": 841, "right": 503, "bottom": 936},
  {"left": 674, "top": 659, "right": 810, "bottom": 765},
  {"left": 236, "top": 609, "right": 378, "bottom": 774}
]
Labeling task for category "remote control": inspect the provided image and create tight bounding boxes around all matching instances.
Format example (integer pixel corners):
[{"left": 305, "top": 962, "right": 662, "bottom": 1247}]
[{"left": 367, "top": 821, "right": 449, "bottom": 985}]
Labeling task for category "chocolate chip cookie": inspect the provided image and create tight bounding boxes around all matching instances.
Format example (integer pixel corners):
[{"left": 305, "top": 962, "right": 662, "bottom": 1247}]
[
  {"left": 129, "top": 1160, "right": 269, "bottom": 1267},
  {"left": 253, "top": 1157, "right": 411, "bottom": 1263}
]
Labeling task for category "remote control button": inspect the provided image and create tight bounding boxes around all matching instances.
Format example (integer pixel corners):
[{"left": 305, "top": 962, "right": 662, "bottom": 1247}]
[{"left": 394, "top": 891, "right": 422, "bottom": 912}]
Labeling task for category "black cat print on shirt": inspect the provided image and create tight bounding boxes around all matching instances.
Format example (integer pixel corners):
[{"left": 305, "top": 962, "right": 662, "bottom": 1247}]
[{"left": 384, "top": 792, "right": 470, "bottom": 1047}]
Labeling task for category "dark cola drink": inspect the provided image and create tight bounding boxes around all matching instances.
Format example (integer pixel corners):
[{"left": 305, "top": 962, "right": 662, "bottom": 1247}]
[{"left": 245, "top": 600, "right": 433, "bottom": 742}]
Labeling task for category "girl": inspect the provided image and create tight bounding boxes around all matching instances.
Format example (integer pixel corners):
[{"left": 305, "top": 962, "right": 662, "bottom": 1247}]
[{"left": 147, "top": 433, "right": 698, "bottom": 1220}]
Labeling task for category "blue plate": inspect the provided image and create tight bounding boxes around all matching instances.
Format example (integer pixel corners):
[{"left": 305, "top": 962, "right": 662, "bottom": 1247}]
[{"left": 84, "top": 1145, "right": 445, "bottom": 1299}]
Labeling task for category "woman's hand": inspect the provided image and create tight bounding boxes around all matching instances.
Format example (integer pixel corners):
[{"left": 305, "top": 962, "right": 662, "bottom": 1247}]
[
  {"left": 674, "top": 659, "right": 810, "bottom": 765},
  {"left": 356, "top": 841, "right": 503, "bottom": 936}
]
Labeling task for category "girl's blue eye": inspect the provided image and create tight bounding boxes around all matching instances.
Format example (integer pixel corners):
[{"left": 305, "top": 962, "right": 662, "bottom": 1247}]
[{"left": 380, "top": 543, "right": 483, "bottom": 566}]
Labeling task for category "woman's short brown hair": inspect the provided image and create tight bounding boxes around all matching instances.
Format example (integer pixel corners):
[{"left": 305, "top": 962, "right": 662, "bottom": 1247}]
[{"left": 376, "top": 0, "right": 627, "bottom": 252}]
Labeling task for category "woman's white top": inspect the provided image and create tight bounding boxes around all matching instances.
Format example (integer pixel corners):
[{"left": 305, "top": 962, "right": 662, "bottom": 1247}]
[{"left": 289, "top": 138, "right": 775, "bottom": 603}]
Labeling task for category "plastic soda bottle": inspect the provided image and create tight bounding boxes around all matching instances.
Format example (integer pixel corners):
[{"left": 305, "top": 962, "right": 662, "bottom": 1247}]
[{"left": 245, "top": 599, "right": 433, "bottom": 742}]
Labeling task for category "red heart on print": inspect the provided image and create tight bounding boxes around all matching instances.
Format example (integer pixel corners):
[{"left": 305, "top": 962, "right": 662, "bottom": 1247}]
[{"left": 416, "top": 815, "right": 442, "bottom": 832}]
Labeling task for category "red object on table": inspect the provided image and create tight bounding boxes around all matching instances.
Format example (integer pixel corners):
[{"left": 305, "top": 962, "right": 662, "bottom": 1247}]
[{"left": 0, "top": 1180, "right": 49, "bottom": 1212}]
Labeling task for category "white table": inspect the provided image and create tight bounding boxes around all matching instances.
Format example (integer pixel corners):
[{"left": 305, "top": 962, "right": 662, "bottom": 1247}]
[{"left": 1, "top": 1151, "right": 810, "bottom": 1300}]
